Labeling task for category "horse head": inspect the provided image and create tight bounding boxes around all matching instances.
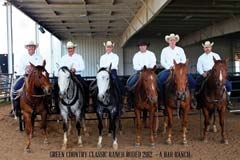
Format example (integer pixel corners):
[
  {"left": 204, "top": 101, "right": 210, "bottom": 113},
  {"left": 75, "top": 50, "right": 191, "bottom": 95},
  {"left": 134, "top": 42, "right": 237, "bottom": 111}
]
[
  {"left": 210, "top": 57, "right": 228, "bottom": 89},
  {"left": 172, "top": 59, "right": 188, "bottom": 100},
  {"left": 96, "top": 65, "right": 111, "bottom": 103},
  {"left": 138, "top": 65, "right": 158, "bottom": 104},
  {"left": 57, "top": 66, "right": 72, "bottom": 99},
  {"left": 28, "top": 60, "right": 52, "bottom": 95}
]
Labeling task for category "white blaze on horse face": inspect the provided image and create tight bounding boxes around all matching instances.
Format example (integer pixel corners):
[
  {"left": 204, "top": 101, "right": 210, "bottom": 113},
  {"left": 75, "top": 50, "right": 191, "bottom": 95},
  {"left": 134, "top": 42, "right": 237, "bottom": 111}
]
[
  {"left": 58, "top": 69, "right": 71, "bottom": 96},
  {"left": 219, "top": 70, "right": 223, "bottom": 82},
  {"left": 42, "top": 70, "right": 47, "bottom": 77},
  {"left": 97, "top": 70, "right": 110, "bottom": 100}
]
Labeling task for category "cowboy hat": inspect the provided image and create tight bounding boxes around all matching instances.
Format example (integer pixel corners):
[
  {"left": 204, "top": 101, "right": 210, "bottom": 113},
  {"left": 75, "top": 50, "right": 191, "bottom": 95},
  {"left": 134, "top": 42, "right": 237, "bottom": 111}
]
[
  {"left": 66, "top": 41, "right": 77, "bottom": 48},
  {"left": 25, "top": 40, "right": 38, "bottom": 48},
  {"left": 137, "top": 40, "right": 150, "bottom": 47},
  {"left": 202, "top": 41, "right": 214, "bottom": 48},
  {"left": 103, "top": 41, "right": 115, "bottom": 47},
  {"left": 165, "top": 33, "right": 180, "bottom": 43}
]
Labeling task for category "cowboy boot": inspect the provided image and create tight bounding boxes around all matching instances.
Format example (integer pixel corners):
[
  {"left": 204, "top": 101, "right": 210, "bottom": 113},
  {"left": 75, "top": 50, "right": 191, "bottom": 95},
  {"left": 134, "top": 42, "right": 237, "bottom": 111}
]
[{"left": 227, "top": 92, "right": 233, "bottom": 110}]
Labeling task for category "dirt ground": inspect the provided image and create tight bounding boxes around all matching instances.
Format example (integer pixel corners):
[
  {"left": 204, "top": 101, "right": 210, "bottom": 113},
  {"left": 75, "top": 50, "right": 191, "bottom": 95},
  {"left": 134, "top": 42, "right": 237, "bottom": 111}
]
[{"left": 0, "top": 102, "right": 239, "bottom": 160}]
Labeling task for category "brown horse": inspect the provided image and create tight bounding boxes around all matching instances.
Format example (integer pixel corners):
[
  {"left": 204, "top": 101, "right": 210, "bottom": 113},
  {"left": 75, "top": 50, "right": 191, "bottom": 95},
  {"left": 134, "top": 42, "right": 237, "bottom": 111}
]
[
  {"left": 163, "top": 60, "right": 191, "bottom": 145},
  {"left": 132, "top": 65, "right": 158, "bottom": 147},
  {"left": 198, "top": 57, "right": 228, "bottom": 144},
  {"left": 20, "top": 60, "right": 52, "bottom": 152}
]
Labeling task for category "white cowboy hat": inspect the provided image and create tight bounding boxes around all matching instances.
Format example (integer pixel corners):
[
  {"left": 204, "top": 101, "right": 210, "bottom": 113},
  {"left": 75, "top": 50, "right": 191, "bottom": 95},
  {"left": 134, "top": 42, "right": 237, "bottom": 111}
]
[
  {"left": 202, "top": 41, "right": 214, "bottom": 48},
  {"left": 66, "top": 41, "right": 77, "bottom": 48},
  {"left": 165, "top": 33, "right": 180, "bottom": 43},
  {"left": 25, "top": 40, "right": 38, "bottom": 48},
  {"left": 103, "top": 41, "right": 115, "bottom": 47}
]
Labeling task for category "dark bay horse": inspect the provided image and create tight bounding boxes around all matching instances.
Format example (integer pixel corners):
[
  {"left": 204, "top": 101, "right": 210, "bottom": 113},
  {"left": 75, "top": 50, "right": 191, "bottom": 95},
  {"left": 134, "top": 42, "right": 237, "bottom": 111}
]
[
  {"left": 132, "top": 66, "right": 158, "bottom": 147},
  {"left": 19, "top": 60, "right": 52, "bottom": 152},
  {"left": 95, "top": 65, "right": 120, "bottom": 150},
  {"left": 57, "top": 66, "right": 86, "bottom": 149},
  {"left": 198, "top": 58, "right": 228, "bottom": 144},
  {"left": 163, "top": 60, "right": 191, "bottom": 145}
]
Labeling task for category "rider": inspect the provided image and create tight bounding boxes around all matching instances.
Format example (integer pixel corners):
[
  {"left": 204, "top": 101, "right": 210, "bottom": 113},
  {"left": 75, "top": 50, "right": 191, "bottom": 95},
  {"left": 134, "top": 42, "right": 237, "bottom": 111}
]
[
  {"left": 126, "top": 40, "right": 157, "bottom": 109},
  {"left": 99, "top": 40, "right": 123, "bottom": 114},
  {"left": 195, "top": 41, "right": 233, "bottom": 109},
  {"left": 12, "top": 40, "right": 44, "bottom": 116},
  {"left": 157, "top": 33, "right": 196, "bottom": 109},
  {"left": 58, "top": 41, "right": 87, "bottom": 106}
]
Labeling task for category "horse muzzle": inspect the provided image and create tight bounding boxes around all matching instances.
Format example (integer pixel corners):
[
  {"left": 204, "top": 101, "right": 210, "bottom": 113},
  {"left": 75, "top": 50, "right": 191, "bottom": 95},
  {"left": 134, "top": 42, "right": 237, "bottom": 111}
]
[
  {"left": 176, "top": 91, "right": 186, "bottom": 100},
  {"left": 43, "top": 87, "right": 52, "bottom": 96},
  {"left": 148, "top": 96, "right": 158, "bottom": 104}
]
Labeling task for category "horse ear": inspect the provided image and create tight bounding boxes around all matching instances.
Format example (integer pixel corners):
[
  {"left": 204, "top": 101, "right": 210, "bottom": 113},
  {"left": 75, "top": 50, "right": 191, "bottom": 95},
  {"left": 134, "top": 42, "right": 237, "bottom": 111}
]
[
  {"left": 29, "top": 62, "right": 35, "bottom": 68},
  {"left": 143, "top": 65, "right": 147, "bottom": 70},
  {"left": 42, "top": 60, "right": 46, "bottom": 67}
]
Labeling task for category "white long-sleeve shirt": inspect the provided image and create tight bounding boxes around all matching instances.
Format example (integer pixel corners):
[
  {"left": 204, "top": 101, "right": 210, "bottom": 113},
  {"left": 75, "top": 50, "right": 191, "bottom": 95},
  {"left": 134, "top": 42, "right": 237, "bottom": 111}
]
[
  {"left": 133, "top": 50, "right": 156, "bottom": 71},
  {"left": 197, "top": 51, "right": 221, "bottom": 75},
  {"left": 16, "top": 52, "right": 43, "bottom": 76},
  {"left": 59, "top": 53, "right": 85, "bottom": 75},
  {"left": 160, "top": 46, "right": 186, "bottom": 69},
  {"left": 100, "top": 52, "right": 119, "bottom": 70}
]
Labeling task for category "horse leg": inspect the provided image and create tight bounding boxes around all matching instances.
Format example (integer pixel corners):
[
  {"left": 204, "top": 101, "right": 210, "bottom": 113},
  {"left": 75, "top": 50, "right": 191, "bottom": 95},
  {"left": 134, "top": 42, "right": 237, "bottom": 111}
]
[
  {"left": 81, "top": 112, "right": 89, "bottom": 136},
  {"left": 166, "top": 108, "right": 173, "bottom": 145},
  {"left": 22, "top": 111, "right": 32, "bottom": 153},
  {"left": 135, "top": 109, "right": 141, "bottom": 146},
  {"left": 212, "top": 112, "right": 217, "bottom": 133},
  {"left": 182, "top": 108, "right": 189, "bottom": 145},
  {"left": 143, "top": 109, "right": 148, "bottom": 128},
  {"left": 162, "top": 109, "right": 168, "bottom": 134},
  {"left": 97, "top": 112, "right": 103, "bottom": 148},
  {"left": 61, "top": 114, "right": 68, "bottom": 150},
  {"left": 30, "top": 111, "right": 36, "bottom": 138},
  {"left": 40, "top": 109, "right": 48, "bottom": 144},
  {"left": 219, "top": 109, "right": 228, "bottom": 144},
  {"left": 76, "top": 116, "right": 83, "bottom": 147},
  {"left": 203, "top": 108, "right": 210, "bottom": 142},
  {"left": 149, "top": 109, "right": 155, "bottom": 147},
  {"left": 154, "top": 109, "right": 159, "bottom": 137},
  {"left": 110, "top": 113, "right": 118, "bottom": 150}
]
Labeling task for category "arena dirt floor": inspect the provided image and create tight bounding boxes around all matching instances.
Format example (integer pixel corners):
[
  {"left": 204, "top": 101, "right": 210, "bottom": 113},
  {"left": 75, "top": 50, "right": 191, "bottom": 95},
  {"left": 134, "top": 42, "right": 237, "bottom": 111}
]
[{"left": 0, "top": 102, "right": 239, "bottom": 160}]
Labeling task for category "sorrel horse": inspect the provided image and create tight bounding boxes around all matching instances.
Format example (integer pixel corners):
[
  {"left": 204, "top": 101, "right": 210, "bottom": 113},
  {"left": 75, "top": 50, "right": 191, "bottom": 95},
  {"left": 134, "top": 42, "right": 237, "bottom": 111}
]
[
  {"left": 132, "top": 65, "right": 158, "bottom": 147},
  {"left": 95, "top": 65, "right": 121, "bottom": 150},
  {"left": 19, "top": 60, "right": 52, "bottom": 152},
  {"left": 57, "top": 66, "right": 86, "bottom": 149},
  {"left": 198, "top": 57, "right": 228, "bottom": 144},
  {"left": 163, "top": 60, "right": 191, "bottom": 145}
]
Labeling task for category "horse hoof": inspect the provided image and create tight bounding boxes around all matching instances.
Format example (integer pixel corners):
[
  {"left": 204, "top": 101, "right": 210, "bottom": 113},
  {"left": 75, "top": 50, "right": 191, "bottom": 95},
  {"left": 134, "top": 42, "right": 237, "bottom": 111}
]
[
  {"left": 61, "top": 144, "right": 67, "bottom": 150},
  {"left": 113, "top": 143, "right": 118, "bottom": 150},
  {"left": 213, "top": 126, "right": 217, "bottom": 133},
  {"left": 43, "top": 139, "right": 48, "bottom": 145},
  {"left": 24, "top": 148, "right": 32, "bottom": 153},
  {"left": 222, "top": 139, "right": 229, "bottom": 145},
  {"left": 78, "top": 143, "right": 83, "bottom": 148},
  {"left": 134, "top": 143, "right": 140, "bottom": 147},
  {"left": 84, "top": 132, "right": 90, "bottom": 137},
  {"left": 166, "top": 139, "right": 172, "bottom": 145},
  {"left": 97, "top": 143, "right": 102, "bottom": 149},
  {"left": 107, "top": 133, "right": 112, "bottom": 137},
  {"left": 119, "top": 131, "right": 123, "bottom": 135},
  {"left": 149, "top": 143, "right": 155, "bottom": 148},
  {"left": 182, "top": 140, "right": 188, "bottom": 145},
  {"left": 203, "top": 138, "right": 208, "bottom": 143}
]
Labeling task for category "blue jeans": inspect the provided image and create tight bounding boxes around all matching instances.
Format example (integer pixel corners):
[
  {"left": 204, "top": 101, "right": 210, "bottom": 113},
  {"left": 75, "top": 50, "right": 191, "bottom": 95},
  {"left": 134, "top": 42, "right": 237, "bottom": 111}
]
[
  {"left": 12, "top": 76, "right": 25, "bottom": 99},
  {"left": 196, "top": 75, "right": 232, "bottom": 92},
  {"left": 126, "top": 71, "right": 140, "bottom": 89}
]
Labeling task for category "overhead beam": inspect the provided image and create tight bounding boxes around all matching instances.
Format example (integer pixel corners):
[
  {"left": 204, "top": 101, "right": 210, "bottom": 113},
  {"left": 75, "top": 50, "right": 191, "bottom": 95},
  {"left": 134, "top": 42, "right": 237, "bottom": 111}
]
[
  {"left": 180, "top": 15, "right": 240, "bottom": 46},
  {"left": 120, "top": 0, "right": 172, "bottom": 47}
]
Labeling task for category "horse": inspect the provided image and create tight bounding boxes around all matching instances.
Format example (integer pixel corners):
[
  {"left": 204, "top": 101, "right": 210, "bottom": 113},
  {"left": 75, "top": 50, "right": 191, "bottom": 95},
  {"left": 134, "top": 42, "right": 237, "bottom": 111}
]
[
  {"left": 19, "top": 60, "right": 52, "bottom": 152},
  {"left": 198, "top": 57, "right": 228, "bottom": 144},
  {"left": 132, "top": 65, "right": 158, "bottom": 147},
  {"left": 163, "top": 60, "right": 191, "bottom": 145},
  {"left": 95, "top": 65, "right": 121, "bottom": 150},
  {"left": 57, "top": 66, "right": 86, "bottom": 149}
]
